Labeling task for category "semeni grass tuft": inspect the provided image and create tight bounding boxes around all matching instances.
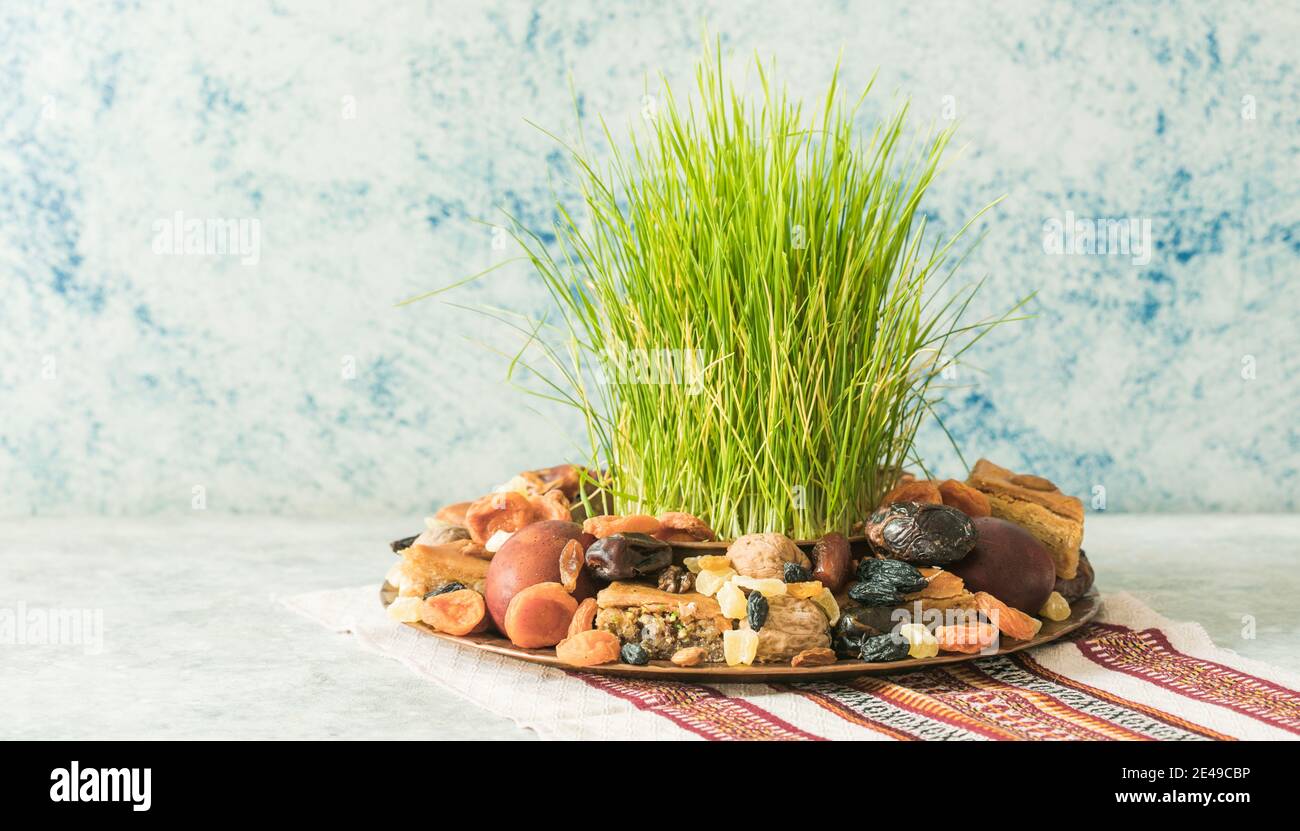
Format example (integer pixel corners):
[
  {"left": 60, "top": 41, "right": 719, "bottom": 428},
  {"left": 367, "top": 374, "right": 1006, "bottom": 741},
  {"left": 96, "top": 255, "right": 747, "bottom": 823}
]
[{"left": 421, "top": 44, "right": 1027, "bottom": 539}]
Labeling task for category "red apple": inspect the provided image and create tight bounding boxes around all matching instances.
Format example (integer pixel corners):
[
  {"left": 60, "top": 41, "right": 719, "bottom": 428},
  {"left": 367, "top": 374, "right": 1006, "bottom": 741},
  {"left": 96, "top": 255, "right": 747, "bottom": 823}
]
[{"left": 484, "top": 520, "right": 596, "bottom": 633}]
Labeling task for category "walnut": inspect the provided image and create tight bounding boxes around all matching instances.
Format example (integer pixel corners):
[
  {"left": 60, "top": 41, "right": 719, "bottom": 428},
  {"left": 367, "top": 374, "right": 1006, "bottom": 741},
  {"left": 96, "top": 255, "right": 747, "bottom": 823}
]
[
  {"left": 656, "top": 565, "right": 694, "bottom": 593},
  {"left": 747, "top": 595, "right": 831, "bottom": 661},
  {"left": 726, "top": 533, "right": 810, "bottom": 580}
]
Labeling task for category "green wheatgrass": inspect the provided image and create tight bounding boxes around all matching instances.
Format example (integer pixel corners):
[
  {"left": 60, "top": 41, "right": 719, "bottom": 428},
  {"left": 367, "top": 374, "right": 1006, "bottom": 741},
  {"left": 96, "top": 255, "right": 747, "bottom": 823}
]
[{"left": 414, "top": 46, "right": 1024, "bottom": 539}]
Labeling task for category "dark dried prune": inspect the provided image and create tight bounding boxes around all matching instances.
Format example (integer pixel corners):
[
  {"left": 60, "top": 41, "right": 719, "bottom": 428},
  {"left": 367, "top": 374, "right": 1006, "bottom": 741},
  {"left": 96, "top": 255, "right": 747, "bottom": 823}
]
[
  {"left": 859, "top": 633, "right": 910, "bottom": 663},
  {"left": 834, "top": 634, "right": 865, "bottom": 659},
  {"left": 747, "top": 592, "right": 769, "bottom": 630},
  {"left": 847, "top": 581, "right": 902, "bottom": 607},
  {"left": 620, "top": 642, "right": 650, "bottom": 665},
  {"left": 865, "top": 501, "right": 976, "bottom": 565},
  {"left": 782, "top": 561, "right": 812, "bottom": 583},
  {"left": 835, "top": 606, "right": 884, "bottom": 642},
  {"left": 857, "top": 558, "right": 928, "bottom": 593},
  {"left": 422, "top": 581, "right": 466, "bottom": 600},
  {"left": 584, "top": 533, "right": 672, "bottom": 581}
]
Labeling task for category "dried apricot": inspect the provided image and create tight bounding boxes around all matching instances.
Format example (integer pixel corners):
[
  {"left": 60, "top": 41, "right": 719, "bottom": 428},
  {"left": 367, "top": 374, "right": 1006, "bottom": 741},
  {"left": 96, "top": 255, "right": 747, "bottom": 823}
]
[
  {"left": 530, "top": 489, "right": 572, "bottom": 522},
  {"left": 566, "top": 597, "right": 599, "bottom": 638},
  {"left": 910, "top": 568, "right": 964, "bottom": 599},
  {"left": 555, "top": 629, "right": 621, "bottom": 667},
  {"left": 937, "top": 479, "right": 991, "bottom": 518},
  {"left": 420, "top": 589, "right": 487, "bottom": 636},
  {"left": 654, "top": 511, "right": 716, "bottom": 542},
  {"left": 582, "top": 514, "right": 662, "bottom": 538},
  {"left": 503, "top": 582, "right": 578, "bottom": 648},
  {"left": 879, "top": 479, "right": 942, "bottom": 507},
  {"left": 464, "top": 491, "right": 537, "bottom": 545},
  {"left": 974, "top": 592, "right": 1043, "bottom": 641}
]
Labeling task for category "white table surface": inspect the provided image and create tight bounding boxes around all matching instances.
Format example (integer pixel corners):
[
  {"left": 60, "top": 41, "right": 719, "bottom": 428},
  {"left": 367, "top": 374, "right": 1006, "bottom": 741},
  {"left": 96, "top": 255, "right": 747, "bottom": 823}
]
[{"left": 2, "top": 515, "right": 1297, "bottom": 739}]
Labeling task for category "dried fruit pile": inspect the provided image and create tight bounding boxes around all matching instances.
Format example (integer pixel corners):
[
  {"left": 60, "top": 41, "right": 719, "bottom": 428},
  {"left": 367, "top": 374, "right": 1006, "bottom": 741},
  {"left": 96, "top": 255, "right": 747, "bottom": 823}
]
[{"left": 384, "top": 459, "right": 1095, "bottom": 670}]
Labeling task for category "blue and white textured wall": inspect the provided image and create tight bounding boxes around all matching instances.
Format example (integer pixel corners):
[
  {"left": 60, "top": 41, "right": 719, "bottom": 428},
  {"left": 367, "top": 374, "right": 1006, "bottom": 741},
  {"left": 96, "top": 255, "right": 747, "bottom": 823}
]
[{"left": 1, "top": 1, "right": 1296, "bottom": 516}]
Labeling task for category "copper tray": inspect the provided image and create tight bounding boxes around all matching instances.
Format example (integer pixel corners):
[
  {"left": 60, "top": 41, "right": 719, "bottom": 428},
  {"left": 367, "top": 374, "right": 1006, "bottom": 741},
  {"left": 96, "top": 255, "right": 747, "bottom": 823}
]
[{"left": 379, "top": 583, "right": 1101, "bottom": 682}]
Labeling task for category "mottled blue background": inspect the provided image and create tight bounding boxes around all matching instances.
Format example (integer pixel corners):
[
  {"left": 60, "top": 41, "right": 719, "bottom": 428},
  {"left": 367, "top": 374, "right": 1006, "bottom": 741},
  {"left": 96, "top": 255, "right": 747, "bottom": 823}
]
[{"left": 1, "top": 1, "right": 1296, "bottom": 516}]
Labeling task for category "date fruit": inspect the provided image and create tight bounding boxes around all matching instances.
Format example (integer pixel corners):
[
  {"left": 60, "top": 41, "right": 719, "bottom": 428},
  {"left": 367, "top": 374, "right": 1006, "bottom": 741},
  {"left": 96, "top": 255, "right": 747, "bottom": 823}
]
[
  {"left": 583, "top": 533, "right": 672, "bottom": 581},
  {"left": 809, "top": 532, "right": 852, "bottom": 593}
]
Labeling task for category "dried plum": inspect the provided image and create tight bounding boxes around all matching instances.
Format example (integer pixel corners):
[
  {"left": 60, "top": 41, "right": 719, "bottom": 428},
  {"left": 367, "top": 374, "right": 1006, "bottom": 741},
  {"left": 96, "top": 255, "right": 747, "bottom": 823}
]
[
  {"left": 584, "top": 533, "right": 672, "bottom": 581},
  {"left": 834, "top": 634, "right": 865, "bottom": 659},
  {"left": 865, "top": 501, "right": 976, "bottom": 565},
  {"left": 858, "top": 633, "right": 910, "bottom": 663},
  {"left": 782, "top": 561, "right": 813, "bottom": 583},
  {"left": 422, "top": 581, "right": 466, "bottom": 600},
  {"left": 835, "top": 607, "right": 884, "bottom": 642},
  {"left": 747, "top": 592, "right": 769, "bottom": 630},
  {"left": 620, "top": 642, "right": 650, "bottom": 665},
  {"left": 857, "top": 558, "right": 928, "bottom": 593},
  {"left": 847, "top": 581, "right": 902, "bottom": 607}
]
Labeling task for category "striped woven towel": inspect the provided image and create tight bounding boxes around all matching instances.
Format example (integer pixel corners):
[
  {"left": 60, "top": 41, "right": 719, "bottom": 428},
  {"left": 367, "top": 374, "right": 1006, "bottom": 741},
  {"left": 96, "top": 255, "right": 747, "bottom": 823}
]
[{"left": 282, "top": 587, "right": 1300, "bottom": 740}]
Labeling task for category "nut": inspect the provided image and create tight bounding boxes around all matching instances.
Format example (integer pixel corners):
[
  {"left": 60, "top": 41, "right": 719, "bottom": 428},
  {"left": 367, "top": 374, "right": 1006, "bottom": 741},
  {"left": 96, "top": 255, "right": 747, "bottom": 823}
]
[
  {"left": 656, "top": 564, "right": 694, "bottom": 593},
  {"left": 727, "top": 533, "right": 810, "bottom": 580},
  {"left": 671, "top": 646, "right": 707, "bottom": 667}
]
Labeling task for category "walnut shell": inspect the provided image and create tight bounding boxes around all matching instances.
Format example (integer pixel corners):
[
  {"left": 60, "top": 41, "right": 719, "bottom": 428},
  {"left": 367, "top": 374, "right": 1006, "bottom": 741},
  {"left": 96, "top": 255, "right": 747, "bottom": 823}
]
[
  {"left": 747, "top": 595, "right": 831, "bottom": 661},
  {"left": 726, "top": 533, "right": 810, "bottom": 579}
]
